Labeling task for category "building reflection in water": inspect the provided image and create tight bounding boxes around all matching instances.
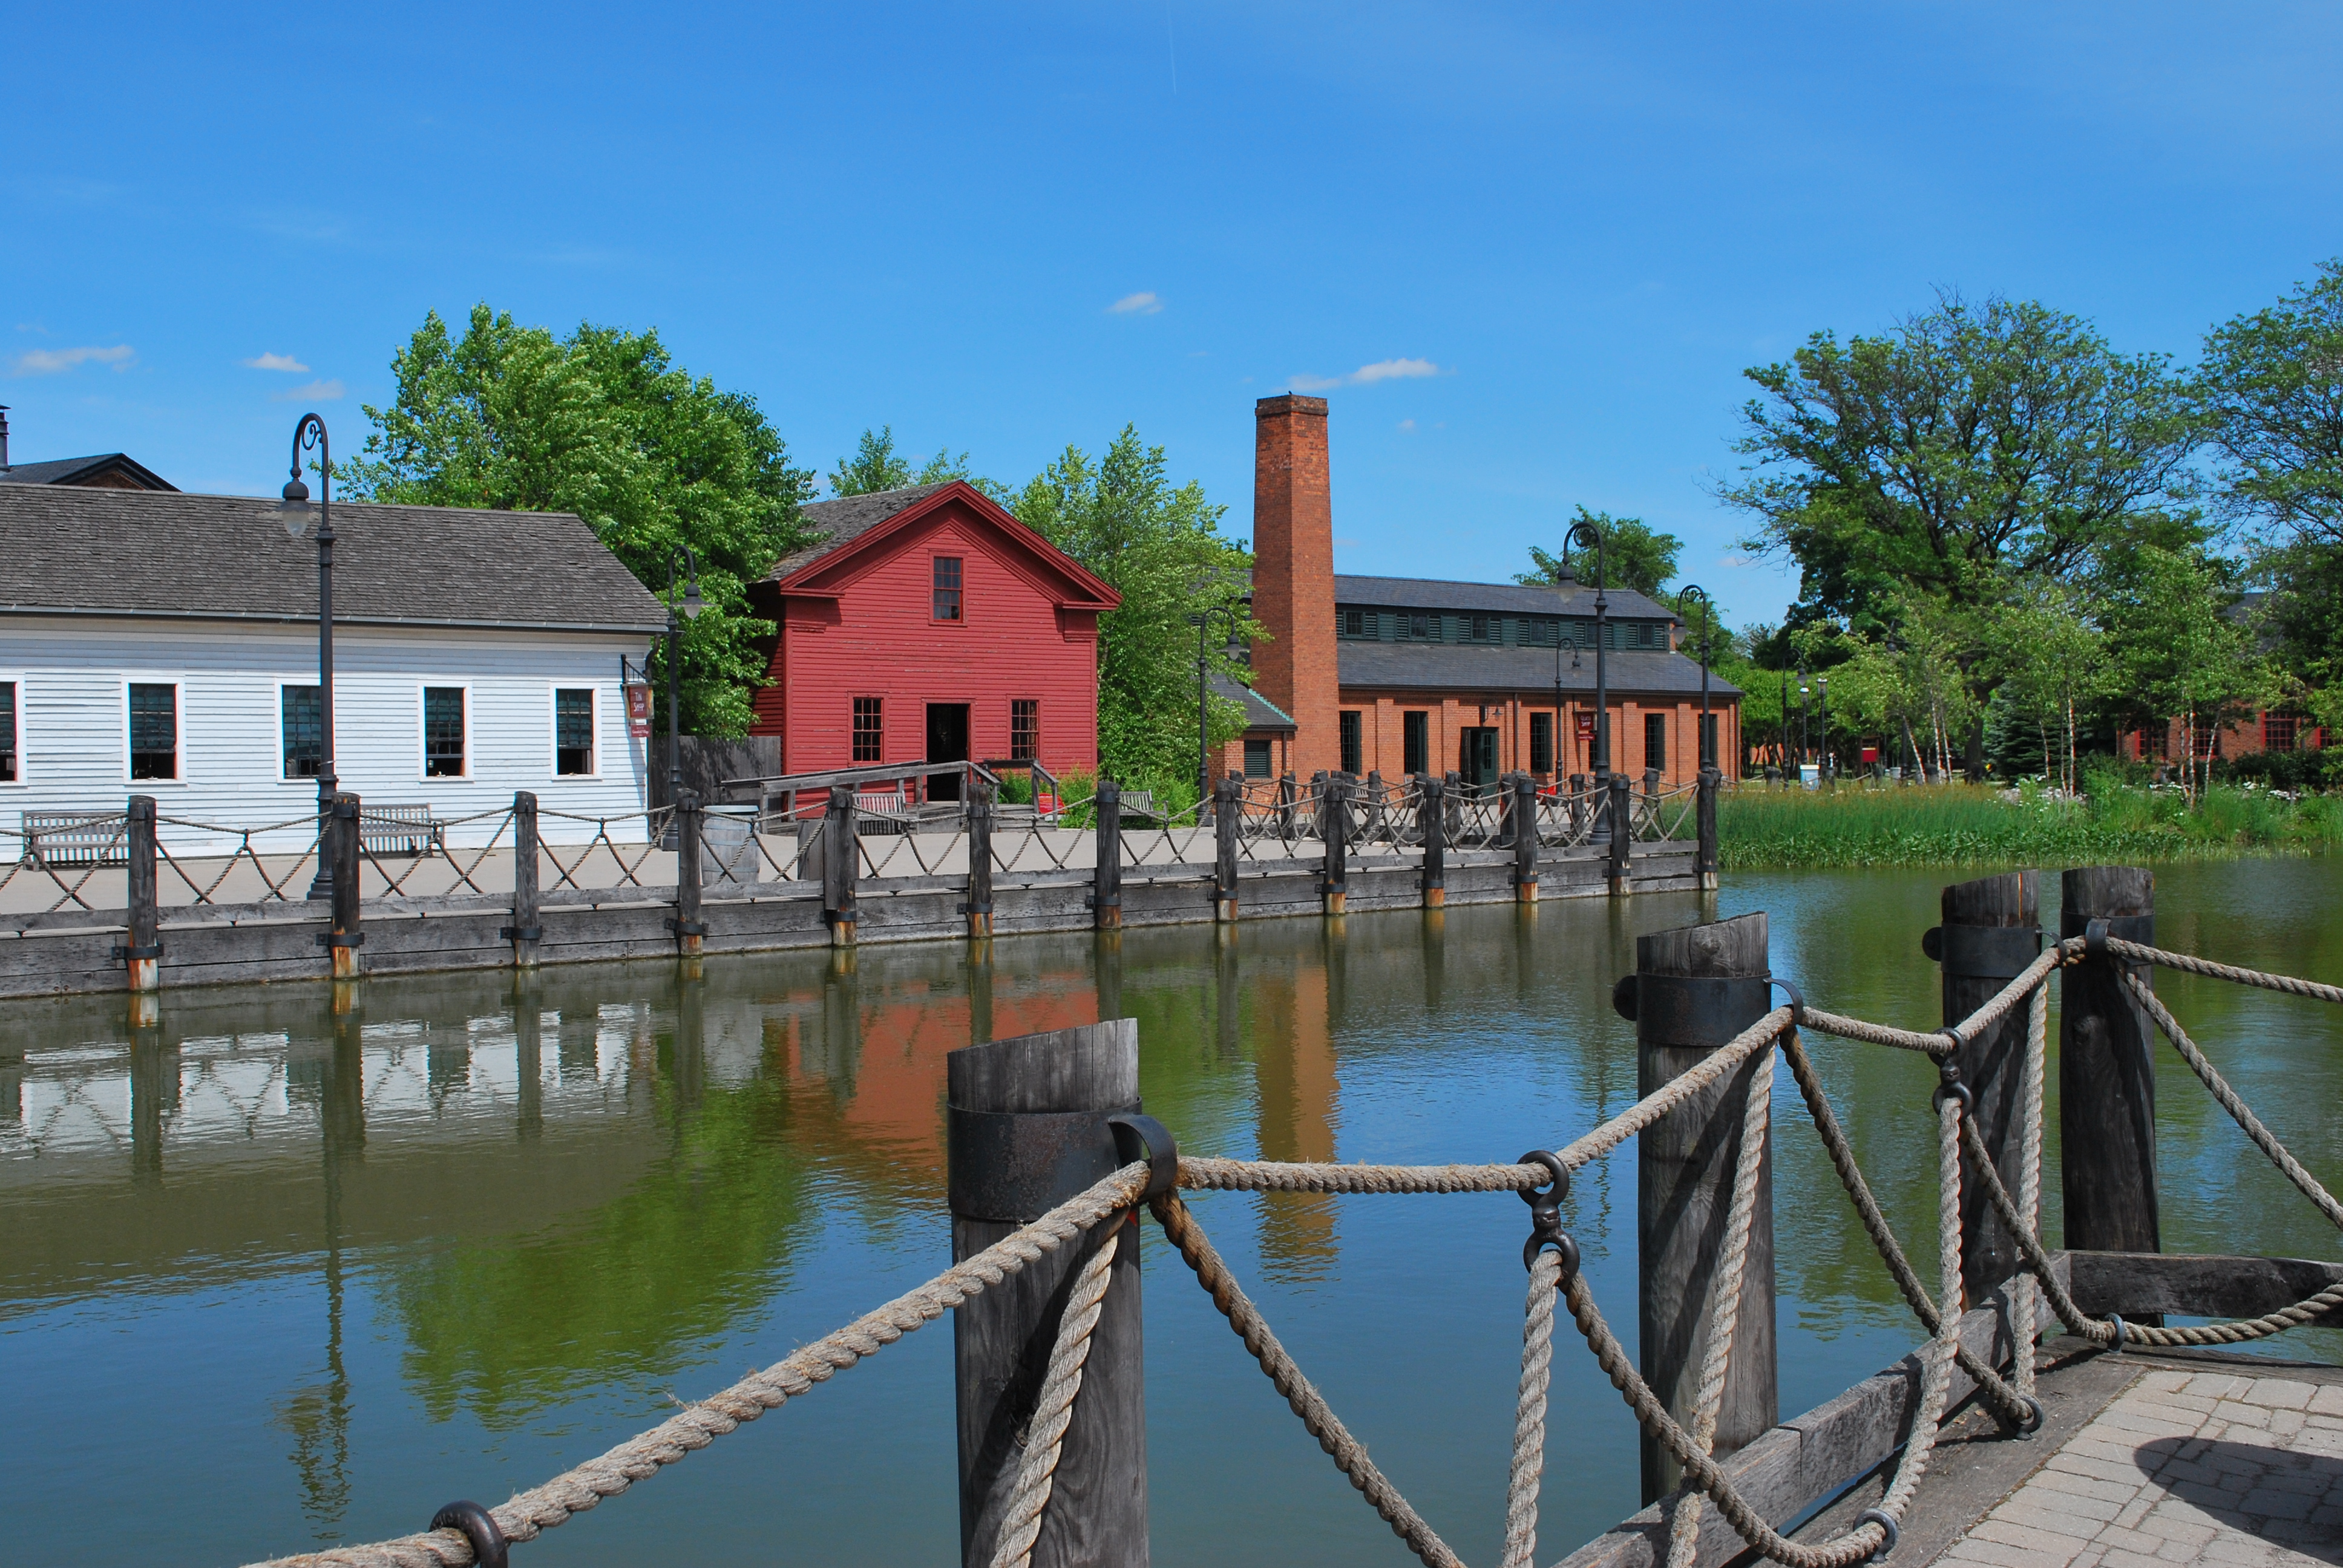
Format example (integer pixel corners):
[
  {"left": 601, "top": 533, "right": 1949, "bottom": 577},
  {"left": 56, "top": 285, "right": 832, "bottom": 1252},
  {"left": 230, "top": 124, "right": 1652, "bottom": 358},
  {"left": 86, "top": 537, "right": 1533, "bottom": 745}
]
[{"left": 1248, "top": 940, "right": 1341, "bottom": 1282}]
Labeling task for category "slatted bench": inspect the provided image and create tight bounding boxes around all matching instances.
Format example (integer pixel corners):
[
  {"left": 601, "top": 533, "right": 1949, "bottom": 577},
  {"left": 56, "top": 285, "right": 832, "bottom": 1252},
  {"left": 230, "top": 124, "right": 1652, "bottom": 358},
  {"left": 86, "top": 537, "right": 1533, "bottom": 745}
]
[{"left": 21, "top": 811, "right": 129, "bottom": 868}]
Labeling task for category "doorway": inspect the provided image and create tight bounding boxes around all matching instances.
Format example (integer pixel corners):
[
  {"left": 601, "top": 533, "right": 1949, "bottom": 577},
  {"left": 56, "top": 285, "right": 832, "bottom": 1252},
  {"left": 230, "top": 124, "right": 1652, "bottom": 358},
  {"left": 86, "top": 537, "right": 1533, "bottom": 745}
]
[
  {"left": 926, "top": 703, "right": 969, "bottom": 801},
  {"left": 1459, "top": 727, "right": 1500, "bottom": 792}
]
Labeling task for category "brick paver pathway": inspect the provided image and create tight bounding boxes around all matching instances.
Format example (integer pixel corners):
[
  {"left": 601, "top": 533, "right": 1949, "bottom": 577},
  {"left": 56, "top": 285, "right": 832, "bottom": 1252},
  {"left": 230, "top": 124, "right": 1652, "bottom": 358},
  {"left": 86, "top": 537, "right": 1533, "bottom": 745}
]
[{"left": 1938, "top": 1367, "right": 2343, "bottom": 1566}]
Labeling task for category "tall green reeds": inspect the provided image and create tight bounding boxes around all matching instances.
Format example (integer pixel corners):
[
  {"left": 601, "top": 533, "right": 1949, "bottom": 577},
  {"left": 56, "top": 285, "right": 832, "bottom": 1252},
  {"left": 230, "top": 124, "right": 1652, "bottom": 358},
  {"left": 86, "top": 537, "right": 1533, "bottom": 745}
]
[{"left": 1717, "top": 780, "right": 2343, "bottom": 869}]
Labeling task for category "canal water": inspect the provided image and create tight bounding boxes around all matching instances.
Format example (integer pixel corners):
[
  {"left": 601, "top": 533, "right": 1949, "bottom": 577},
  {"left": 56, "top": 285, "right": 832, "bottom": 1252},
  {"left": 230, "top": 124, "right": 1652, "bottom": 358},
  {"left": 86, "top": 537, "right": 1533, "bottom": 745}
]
[{"left": 5, "top": 860, "right": 2339, "bottom": 1567}]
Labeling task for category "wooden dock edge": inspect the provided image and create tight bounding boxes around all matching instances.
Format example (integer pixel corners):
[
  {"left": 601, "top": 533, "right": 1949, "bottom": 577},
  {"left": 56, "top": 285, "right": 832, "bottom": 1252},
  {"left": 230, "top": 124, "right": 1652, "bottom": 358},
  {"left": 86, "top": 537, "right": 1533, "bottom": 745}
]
[
  {"left": 1555, "top": 1260, "right": 2063, "bottom": 1568},
  {"left": 1558, "top": 1249, "right": 2343, "bottom": 1567}
]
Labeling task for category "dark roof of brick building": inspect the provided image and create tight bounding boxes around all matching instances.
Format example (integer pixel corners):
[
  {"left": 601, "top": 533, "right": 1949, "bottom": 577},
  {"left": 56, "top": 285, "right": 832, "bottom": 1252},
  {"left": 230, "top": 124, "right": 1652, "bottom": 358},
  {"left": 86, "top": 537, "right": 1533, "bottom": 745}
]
[
  {"left": 1334, "top": 573, "right": 1681, "bottom": 622},
  {"left": 0, "top": 486, "right": 667, "bottom": 633},
  {"left": 1210, "top": 671, "right": 1297, "bottom": 731},
  {"left": 0, "top": 452, "right": 177, "bottom": 491},
  {"left": 1339, "top": 640, "right": 1740, "bottom": 698}
]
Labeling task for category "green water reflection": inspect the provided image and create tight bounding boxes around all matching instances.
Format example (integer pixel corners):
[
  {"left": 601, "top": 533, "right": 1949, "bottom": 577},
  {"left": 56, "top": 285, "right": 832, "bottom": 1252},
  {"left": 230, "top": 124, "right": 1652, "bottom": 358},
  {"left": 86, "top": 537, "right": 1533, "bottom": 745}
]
[{"left": 2, "top": 858, "right": 2338, "bottom": 1567}]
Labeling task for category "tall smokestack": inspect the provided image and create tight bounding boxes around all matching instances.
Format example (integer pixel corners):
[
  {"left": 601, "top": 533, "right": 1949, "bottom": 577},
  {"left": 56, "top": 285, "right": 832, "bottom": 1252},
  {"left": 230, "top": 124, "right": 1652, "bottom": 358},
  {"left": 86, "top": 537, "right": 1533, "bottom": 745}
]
[
  {"left": 0, "top": 405, "right": 10, "bottom": 471},
  {"left": 1251, "top": 394, "right": 1339, "bottom": 777}
]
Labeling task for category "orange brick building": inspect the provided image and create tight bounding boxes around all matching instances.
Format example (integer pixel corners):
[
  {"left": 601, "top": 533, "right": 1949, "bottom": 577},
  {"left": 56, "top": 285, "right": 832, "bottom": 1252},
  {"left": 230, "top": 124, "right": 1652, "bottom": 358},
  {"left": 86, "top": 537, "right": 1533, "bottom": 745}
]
[{"left": 1222, "top": 394, "right": 1739, "bottom": 791}]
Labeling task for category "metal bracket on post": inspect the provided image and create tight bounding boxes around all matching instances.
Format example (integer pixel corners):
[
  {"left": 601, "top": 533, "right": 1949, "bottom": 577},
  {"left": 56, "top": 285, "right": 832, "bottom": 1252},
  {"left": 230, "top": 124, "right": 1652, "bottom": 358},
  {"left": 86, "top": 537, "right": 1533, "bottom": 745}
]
[
  {"left": 1107, "top": 1113, "right": 1179, "bottom": 1204},
  {"left": 1518, "top": 1150, "right": 1579, "bottom": 1281}
]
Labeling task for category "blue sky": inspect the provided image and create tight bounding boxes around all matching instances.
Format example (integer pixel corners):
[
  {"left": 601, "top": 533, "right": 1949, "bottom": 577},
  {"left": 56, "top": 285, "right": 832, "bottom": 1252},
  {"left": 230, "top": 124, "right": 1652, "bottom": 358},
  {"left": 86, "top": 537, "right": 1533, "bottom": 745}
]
[{"left": 7, "top": 3, "right": 2338, "bottom": 629}]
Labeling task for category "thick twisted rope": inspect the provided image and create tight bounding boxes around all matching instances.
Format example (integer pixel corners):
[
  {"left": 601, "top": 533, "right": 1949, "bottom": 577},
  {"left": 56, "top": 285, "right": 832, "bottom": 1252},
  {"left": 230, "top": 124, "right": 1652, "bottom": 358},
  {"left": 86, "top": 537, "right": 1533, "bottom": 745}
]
[
  {"left": 2105, "top": 936, "right": 2343, "bottom": 1007},
  {"left": 1799, "top": 947, "right": 2068, "bottom": 1058},
  {"left": 1147, "top": 1191, "right": 1464, "bottom": 1568},
  {"left": 988, "top": 1220, "right": 1123, "bottom": 1568},
  {"left": 1778, "top": 1030, "right": 2036, "bottom": 1425},
  {"left": 1557, "top": 1098, "right": 1964, "bottom": 1568},
  {"left": 247, "top": 1163, "right": 1147, "bottom": 1568},
  {"left": 1500, "top": 1249, "right": 1563, "bottom": 1568},
  {"left": 1176, "top": 1007, "right": 1793, "bottom": 1201},
  {"left": 1664, "top": 1044, "right": 1774, "bottom": 1568},
  {"left": 2011, "top": 983, "right": 2048, "bottom": 1407},
  {"left": 2119, "top": 967, "right": 2343, "bottom": 1230}
]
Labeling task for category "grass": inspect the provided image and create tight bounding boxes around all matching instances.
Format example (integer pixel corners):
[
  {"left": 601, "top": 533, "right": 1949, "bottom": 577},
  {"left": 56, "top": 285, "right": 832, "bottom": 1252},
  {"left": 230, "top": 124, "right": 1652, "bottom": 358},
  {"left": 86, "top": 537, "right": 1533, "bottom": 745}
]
[{"left": 1717, "top": 779, "right": 2343, "bottom": 870}]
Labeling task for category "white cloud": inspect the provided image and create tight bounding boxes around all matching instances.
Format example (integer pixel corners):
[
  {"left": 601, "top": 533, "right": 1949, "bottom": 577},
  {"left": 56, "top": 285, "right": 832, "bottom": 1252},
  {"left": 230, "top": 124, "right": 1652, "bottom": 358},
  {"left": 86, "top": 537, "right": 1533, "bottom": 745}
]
[
  {"left": 272, "top": 378, "right": 345, "bottom": 402},
  {"left": 1288, "top": 358, "right": 1444, "bottom": 393},
  {"left": 12, "top": 344, "right": 134, "bottom": 375},
  {"left": 243, "top": 351, "right": 310, "bottom": 372},
  {"left": 1397, "top": 418, "right": 1417, "bottom": 431},
  {"left": 1107, "top": 292, "right": 1163, "bottom": 315},
  {"left": 1332, "top": 537, "right": 1362, "bottom": 547},
  {"left": 1350, "top": 357, "right": 1440, "bottom": 384}
]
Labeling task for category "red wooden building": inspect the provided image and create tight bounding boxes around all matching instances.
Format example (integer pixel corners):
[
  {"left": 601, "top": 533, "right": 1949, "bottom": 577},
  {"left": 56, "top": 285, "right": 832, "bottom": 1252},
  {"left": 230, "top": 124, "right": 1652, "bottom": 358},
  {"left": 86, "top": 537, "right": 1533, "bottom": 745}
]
[{"left": 746, "top": 480, "right": 1119, "bottom": 792}]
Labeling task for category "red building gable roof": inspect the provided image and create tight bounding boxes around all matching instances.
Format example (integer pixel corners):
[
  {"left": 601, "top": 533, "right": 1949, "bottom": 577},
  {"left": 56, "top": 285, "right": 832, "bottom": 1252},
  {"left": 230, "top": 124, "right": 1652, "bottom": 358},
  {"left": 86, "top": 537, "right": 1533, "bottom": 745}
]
[{"left": 767, "top": 480, "right": 1120, "bottom": 610}]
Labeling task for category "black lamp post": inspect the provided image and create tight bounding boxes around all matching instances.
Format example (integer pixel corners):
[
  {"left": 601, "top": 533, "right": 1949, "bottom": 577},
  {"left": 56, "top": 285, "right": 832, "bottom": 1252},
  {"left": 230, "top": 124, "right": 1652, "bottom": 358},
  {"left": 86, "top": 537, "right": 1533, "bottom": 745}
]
[
  {"left": 1677, "top": 585, "right": 1715, "bottom": 773},
  {"left": 278, "top": 414, "right": 337, "bottom": 901},
  {"left": 1818, "top": 671, "right": 1831, "bottom": 786},
  {"left": 1797, "top": 667, "right": 1810, "bottom": 782},
  {"left": 1562, "top": 517, "right": 1609, "bottom": 783},
  {"left": 663, "top": 547, "right": 705, "bottom": 806},
  {"left": 1187, "top": 603, "right": 1243, "bottom": 808}
]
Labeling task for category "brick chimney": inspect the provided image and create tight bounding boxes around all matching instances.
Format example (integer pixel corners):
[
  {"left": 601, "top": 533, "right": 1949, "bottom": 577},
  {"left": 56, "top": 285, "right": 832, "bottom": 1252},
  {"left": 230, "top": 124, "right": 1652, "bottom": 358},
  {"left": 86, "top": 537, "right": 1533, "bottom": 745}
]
[{"left": 1252, "top": 394, "right": 1339, "bottom": 777}]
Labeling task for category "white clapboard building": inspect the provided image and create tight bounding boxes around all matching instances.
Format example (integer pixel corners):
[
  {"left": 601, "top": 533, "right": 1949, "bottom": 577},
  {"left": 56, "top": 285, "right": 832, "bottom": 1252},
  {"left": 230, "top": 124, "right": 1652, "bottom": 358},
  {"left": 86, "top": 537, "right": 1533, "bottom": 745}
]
[{"left": 0, "top": 485, "right": 667, "bottom": 848}]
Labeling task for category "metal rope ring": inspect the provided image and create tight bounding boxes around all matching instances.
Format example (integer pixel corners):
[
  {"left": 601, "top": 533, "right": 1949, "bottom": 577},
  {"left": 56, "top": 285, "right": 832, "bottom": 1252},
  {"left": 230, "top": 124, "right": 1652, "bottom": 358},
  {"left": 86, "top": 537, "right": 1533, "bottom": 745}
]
[
  {"left": 1516, "top": 1149, "right": 1570, "bottom": 1209},
  {"left": 1517, "top": 1150, "right": 1576, "bottom": 1278},
  {"left": 429, "top": 1501, "right": 509, "bottom": 1568},
  {"left": 2010, "top": 1393, "right": 2046, "bottom": 1436},
  {"left": 1766, "top": 974, "right": 1805, "bottom": 1022},
  {"left": 1932, "top": 1057, "right": 1973, "bottom": 1116},
  {"left": 2105, "top": 1312, "right": 2127, "bottom": 1353},
  {"left": 1935, "top": 1027, "right": 1964, "bottom": 1060},
  {"left": 1854, "top": 1507, "right": 1899, "bottom": 1561}
]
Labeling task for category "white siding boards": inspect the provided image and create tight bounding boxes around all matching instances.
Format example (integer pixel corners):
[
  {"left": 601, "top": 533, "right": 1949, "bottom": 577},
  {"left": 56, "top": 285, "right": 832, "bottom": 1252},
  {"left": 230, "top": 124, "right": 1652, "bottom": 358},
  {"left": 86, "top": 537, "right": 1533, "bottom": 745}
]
[
  {"left": 0, "top": 486, "right": 670, "bottom": 848},
  {"left": 0, "top": 620, "right": 652, "bottom": 845}
]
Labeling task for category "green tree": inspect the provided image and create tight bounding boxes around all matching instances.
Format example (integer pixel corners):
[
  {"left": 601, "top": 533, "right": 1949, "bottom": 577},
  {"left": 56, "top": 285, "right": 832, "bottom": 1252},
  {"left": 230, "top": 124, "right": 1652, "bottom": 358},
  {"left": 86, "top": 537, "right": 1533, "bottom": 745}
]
[
  {"left": 825, "top": 425, "right": 981, "bottom": 497},
  {"left": 344, "top": 304, "right": 812, "bottom": 737},
  {"left": 1006, "top": 426, "right": 1255, "bottom": 793},
  {"left": 1516, "top": 508, "right": 1682, "bottom": 596},
  {"left": 1717, "top": 292, "right": 2198, "bottom": 776},
  {"left": 2200, "top": 259, "right": 2343, "bottom": 546},
  {"left": 2096, "top": 540, "right": 2264, "bottom": 802}
]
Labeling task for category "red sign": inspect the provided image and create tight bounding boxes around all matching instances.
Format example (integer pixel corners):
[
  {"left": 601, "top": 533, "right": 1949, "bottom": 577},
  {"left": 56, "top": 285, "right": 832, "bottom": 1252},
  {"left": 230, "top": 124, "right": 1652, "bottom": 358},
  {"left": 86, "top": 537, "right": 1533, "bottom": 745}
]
[
  {"left": 1575, "top": 713, "right": 1596, "bottom": 740},
  {"left": 625, "top": 684, "right": 652, "bottom": 739}
]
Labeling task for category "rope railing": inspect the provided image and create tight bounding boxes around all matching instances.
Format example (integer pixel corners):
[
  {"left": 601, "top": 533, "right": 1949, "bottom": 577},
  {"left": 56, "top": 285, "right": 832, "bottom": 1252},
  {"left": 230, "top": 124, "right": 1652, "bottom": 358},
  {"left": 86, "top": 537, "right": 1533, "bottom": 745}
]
[{"left": 232, "top": 921, "right": 2338, "bottom": 1568}]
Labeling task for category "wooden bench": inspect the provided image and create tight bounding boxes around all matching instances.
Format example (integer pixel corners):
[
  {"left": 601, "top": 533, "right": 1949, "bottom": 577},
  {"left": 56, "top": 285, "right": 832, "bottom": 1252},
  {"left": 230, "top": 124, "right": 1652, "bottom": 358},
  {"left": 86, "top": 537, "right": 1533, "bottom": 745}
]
[
  {"left": 21, "top": 811, "right": 129, "bottom": 868},
  {"left": 359, "top": 805, "right": 445, "bottom": 858}
]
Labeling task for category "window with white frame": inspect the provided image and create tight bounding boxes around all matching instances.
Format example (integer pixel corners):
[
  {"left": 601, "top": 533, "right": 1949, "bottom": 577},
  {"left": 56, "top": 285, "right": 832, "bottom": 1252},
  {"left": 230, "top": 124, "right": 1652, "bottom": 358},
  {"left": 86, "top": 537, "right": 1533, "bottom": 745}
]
[
  {"left": 424, "top": 687, "right": 467, "bottom": 777},
  {"left": 555, "top": 688, "right": 596, "bottom": 776},
  {"left": 282, "top": 685, "right": 324, "bottom": 779},
  {"left": 129, "top": 682, "right": 179, "bottom": 780},
  {"left": 0, "top": 679, "right": 17, "bottom": 783}
]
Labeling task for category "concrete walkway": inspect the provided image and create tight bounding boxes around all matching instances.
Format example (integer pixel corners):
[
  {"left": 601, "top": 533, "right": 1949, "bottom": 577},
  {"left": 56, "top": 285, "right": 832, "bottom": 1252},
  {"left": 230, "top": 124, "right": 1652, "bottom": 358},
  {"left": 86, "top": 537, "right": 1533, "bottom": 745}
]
[{"left": 1937, "top": 1365, "right": 2343, "bottom": 1567}]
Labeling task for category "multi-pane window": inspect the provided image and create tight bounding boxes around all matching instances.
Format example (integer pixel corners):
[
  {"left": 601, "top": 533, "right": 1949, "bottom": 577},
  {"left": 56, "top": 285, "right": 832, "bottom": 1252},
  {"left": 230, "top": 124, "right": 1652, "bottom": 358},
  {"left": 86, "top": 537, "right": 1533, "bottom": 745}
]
[
  {"left": 129, "top": 683, "right": 177, "bottom": 780},
  {"left": 1643, "top": 713, "right": 1667, "bottom": 774},
  {"left": 1468, "top": 613, "right": 1495, "bottom": 642},
  {"left": 853, "top": 697, "right": 883, "bottom": 762},
  {"left": 555, "top": 688, "right": 596, "bottom": 776},
  {"left": 1244, "top": 737, "right": 1272, "bottom": 779},
  {"left": 1407, "top": 613, "right": 1431, "bottom": 640},
  {"left": 1529, "top": 618, "right": 1558, "bottom": 647},
  {"left": 0, "top": 680, "right": 16, "bottom": 783},
  {"left": 2189, "top": 720, "right": 2220, "bottom": 760},
  {"left": 424, "top": 687, "right": 467, "bottom": 777},
  {"left": 282, "top": 685, "right": 323, "bottom": 779},
  {"left": 1339, "top": 710, "right": 1363, "bottom": 776},
  {"left": 932, "top": 556, "right": 963, "bottom": 622},
  {"left": 1339, "top": 609, "right": 1366, "bottom": 637},
  {"left": 2264, "top": 711, "right": 2304, "bottom": 752},
  {"left": 1403, "top": 711, "right": 1428, "bottom": 776},
  {"left": 1010, "top": 699, "right": 1039, "bottom": 762},
  {"left": 1530, "top": 712, "right": 1554, "bottom": 774}
]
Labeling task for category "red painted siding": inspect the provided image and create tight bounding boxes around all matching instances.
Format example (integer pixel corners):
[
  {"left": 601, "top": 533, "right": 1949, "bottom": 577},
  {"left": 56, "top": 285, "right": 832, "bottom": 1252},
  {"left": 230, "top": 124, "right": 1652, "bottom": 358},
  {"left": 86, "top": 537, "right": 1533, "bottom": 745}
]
[{"left": 752, "top": 498, "right": 1103, "bottom": 779}]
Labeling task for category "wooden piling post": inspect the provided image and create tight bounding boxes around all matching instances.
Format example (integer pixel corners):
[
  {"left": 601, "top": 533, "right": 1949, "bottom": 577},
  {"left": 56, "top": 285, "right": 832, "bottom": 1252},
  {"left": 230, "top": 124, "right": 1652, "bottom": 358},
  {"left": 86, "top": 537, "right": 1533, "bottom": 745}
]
[
  {"left": 506, "top": 791, "right": 542, "bottom": 969},
  {"left": 824, "top": 784, "right": 859, "bottom": 946},
  {"left": 1320, "top": 774, "right": 1348, "bottom": 916},
  {"left": 1276, "top": 770, "right": 1296, "bottom": 839},
  {"left": 1696, "top": 768, "right": 1720, "bottom": 891},
  {"left": 1624, "top": 911, "right": 1777, "bottom": 1503},
  {"left": 1418, "top": 774, "right": 1446, "bottom": 909},
  {"left": 1608, "top": 772, "right": 1633, "bottom": 894},
  {"left": 1364, "top": 768, "right": 1384, "bottom": 844},
  {"left": 327, "top": 793, "right": 362, "bottom": 980},
  {"left": 1092, "top": 779, "right": 1122, "bottom": 930},
  {"left": 671, "top": 791, "right": 705, "bottom": 957},
  {"left": 2060, "top": 866, "right": 2160, "bottom": 1255},
  {"left": 1512, "top": 771, "right": 1538, "bottom": 903},
  {"left": 1569, "top": 773, "right": 1588, "bottom": 841},
  {"left": 966, "top": 781, "right": 995, "bottom": 939},
  {"left": 122, "top": 794, "right": 161, "bottom": 996},
  {"left": 1926, "top": 871, "right": 2040, "bottom": 1301},
  {"left": 948, "top": 1020, "right": 1149, "bottom": 1568},
  {"left": 1213, "top": 776, "right": 1239, "bottom": 923}
]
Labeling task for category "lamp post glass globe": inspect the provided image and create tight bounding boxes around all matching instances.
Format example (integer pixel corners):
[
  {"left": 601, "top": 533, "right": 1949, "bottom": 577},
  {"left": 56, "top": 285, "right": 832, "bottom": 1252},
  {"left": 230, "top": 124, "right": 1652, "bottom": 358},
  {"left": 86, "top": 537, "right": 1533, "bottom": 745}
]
[{"left": 280, "top": 476, "right": 312, "bottom": 537}]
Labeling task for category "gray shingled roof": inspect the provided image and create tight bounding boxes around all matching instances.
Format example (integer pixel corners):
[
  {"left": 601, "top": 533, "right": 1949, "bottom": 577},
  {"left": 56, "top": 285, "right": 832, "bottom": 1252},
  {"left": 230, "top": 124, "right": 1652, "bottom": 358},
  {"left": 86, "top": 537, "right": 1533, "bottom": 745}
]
[
  {"left": 1339, "top": 640, "right": 1740, "bottom": 698},
  {"left": 1209, "top": 671, "right": 1296, "bottom": 731},
  {"left": 767, "top": 482, "right": 957, "bottom": 580},
  {"left": 0, "top": 452, "right": 177, "bottom": 491},
  {"left": 1334, "top": 573, "right": 1681, "bottom": 622},
  {"left": 0, "top": 487, "right": 667, "bottom": 633}
]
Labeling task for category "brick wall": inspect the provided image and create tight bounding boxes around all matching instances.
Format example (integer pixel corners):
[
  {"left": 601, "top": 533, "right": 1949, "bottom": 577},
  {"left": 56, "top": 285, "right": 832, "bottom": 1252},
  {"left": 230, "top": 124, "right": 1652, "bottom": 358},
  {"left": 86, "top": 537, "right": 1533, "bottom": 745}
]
[{"left": 1251, "top": 396, "right": 1340, "bottom": 779}]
